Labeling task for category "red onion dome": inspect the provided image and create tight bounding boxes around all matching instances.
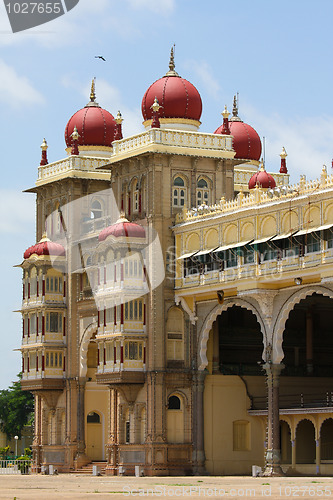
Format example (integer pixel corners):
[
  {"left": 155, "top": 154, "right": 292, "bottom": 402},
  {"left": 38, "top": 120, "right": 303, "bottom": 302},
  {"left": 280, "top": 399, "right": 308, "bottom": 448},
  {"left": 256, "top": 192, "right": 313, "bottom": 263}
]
[
  {"left": 214, "top": 96, "right": 261, "bottom": 161},
  {"left": 98, "top": 215, "right": 146, "bottom": 242},
  {"left": 65, "top": 79, "right": 116, "bottom": 147},
  {"left": 142, "top": 48, "right": 202, "bottom": 123},
  {"left": 248, "top": 164, "right": 276, "bottom": 190},
  {"left": 24, "top": 234, "right": 65, "bottom": 259}
]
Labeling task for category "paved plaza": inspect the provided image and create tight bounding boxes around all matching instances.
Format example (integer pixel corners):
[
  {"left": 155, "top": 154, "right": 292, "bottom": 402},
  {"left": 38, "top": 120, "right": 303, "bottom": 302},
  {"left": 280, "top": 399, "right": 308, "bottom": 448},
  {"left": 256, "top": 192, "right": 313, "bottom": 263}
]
[{"left": 0, "top": 475, "right": 333, "bottom": 500}]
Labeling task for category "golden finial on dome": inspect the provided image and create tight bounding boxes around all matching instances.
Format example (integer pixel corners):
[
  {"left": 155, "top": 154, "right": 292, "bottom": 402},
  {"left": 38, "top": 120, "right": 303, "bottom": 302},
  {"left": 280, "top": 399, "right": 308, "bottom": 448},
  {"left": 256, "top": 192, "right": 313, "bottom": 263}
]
[
  {"left": 71, "top": 125, "right": 80, "bottom": 142},
  {"left": 230, "top": 93, "right": 241, "bottom": 122},
  {"left": 90, "top": 77, "right": 96, "bottom": 102},
  {"left": 151, "top": 97, "right": 162, "bottom": 113},
  {"left": 280, "top": 146, "right": 288, "bottom": 159},
  {"left": 115, "top": 110, "right": 123, "bottom": 125},
  {"left": 165, "top": 45, "right": 179, "bottom": 77},
  {"left": 41, "top": 138, "right": 48, "bottom": 150},
  {"left": 222, "top": 105, "right": 230, "bottom": 119}
]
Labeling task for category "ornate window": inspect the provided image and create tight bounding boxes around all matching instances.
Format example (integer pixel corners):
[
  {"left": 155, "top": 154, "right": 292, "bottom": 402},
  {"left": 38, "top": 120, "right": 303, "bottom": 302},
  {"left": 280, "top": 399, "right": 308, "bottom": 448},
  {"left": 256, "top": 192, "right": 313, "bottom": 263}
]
[
  {"left": 166, "top": 307, "right": 184, "bottom": 361},
  {"left": 91, "top": 200, "right": 102, "bottom": 219},
  {"left": 196, "top": 177, "right": 210, "bottom": 206},
  {"left": 173, "top": 176, "right": 187, "bottom": 208},
  {"left": 133, "top": 182, "right": 139, "bottom": 213}
]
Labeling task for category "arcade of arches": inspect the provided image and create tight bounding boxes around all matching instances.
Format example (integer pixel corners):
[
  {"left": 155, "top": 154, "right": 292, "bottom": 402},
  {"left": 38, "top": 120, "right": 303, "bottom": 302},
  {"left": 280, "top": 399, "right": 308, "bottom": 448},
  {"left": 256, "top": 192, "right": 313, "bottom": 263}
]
[{"left": 203, "top": 294, "right": 333, "bottom": 475}]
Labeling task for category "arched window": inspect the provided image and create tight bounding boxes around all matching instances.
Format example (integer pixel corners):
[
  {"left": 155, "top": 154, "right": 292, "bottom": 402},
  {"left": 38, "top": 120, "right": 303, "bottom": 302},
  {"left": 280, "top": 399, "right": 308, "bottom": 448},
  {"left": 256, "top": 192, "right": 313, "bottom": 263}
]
[
  {"left": 91, "top": 200, "right": 102, "bottom": 219},
  {"left": 167, "top": 395, "right": 184, "bottom": 443},
  {"left": 197, "top": 177, "right": 210, "bottom": 206},
  {"left": 168, "top": 395, "right": 181, "bottom": 410},
  {"left": 87, "top": 411, "right": 100, "bottom": 423},
  {"left": 173, "top": 176, "right": 187, "bottom": 208},
  {"left": 133, "top": 182, "right": 139, "bottom": 213}
]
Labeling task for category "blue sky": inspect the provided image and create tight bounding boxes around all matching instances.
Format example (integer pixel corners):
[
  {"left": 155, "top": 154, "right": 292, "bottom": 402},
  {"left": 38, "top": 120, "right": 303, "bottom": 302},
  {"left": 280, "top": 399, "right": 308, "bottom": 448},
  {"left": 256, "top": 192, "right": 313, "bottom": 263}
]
[{"left": 1, "top": 0, "right": 333, "bottom": 388}]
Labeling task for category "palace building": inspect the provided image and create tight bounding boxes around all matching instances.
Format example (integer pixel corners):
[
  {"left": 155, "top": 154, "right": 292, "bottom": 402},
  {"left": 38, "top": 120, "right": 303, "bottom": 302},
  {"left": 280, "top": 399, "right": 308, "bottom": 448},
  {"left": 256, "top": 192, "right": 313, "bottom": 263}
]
[{"left": 18, "top": 49, "right": 333, "bottom": 476}]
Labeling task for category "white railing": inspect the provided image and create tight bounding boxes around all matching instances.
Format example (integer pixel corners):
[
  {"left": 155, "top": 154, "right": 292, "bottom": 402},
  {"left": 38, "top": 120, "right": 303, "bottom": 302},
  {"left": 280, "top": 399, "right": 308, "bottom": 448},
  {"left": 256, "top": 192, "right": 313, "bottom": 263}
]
[
  {"left": 0, "top": 460, "right": 33, "bottom": 474},
  {"left": 37, "top": 156, "right": 111, "bottom": 182},
  {"left": 112, "top": 128, "right": 234, "bottom": 156}
]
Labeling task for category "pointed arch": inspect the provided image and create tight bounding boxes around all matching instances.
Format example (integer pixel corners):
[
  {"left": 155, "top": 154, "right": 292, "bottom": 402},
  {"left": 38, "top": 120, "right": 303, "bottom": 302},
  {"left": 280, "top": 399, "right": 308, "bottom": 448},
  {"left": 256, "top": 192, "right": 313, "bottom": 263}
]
[
  {"left": 79, "top": 321, "right": 98, "bottom": 378},
  {"left": 272, "top": 285, "right": 333, "bottom": 364},
  {"left": 198, "top": 298, "right": 267, "bottom": 370}
]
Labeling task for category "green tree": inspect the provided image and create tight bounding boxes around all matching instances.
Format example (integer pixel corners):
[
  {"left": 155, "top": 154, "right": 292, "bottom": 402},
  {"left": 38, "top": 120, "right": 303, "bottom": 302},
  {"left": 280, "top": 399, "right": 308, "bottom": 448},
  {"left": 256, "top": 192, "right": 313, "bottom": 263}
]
[{"left": 0, "top": 375, "right": 34, "bottom": 439}]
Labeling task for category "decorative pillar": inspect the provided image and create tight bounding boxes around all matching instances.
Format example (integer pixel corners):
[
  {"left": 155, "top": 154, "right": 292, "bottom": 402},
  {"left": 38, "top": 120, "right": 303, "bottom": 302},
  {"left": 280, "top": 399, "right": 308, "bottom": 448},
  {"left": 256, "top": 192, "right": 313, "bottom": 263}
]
[
  {"left": 70, "top": 126, "right": 80, "bottom": 156},
  {"left": 306, "top": 309, "right": 313, "bottom": 374},
  {"left": 279, "top": 147, "right": 288, "bottom": 174},
  {"left": 150, "top": 97, "right": 161, "bottom": 129},
  {"left": 106, "top": 388, "right": 119, "bottom": 475},
  {"left": 74, "top": 381, "right": 89, "bottom": 469},
  {"left": 316, "top": 438, "right": 321, "bottom": 475},
  {"left": 291, "top": 439, "right": 296, "bottom": 471},
  {"left": 193, "top": 370, "right": 206, "bottom": 474},
  {"left": 263, "top": 363, "right": 285, "bottom": 476}
]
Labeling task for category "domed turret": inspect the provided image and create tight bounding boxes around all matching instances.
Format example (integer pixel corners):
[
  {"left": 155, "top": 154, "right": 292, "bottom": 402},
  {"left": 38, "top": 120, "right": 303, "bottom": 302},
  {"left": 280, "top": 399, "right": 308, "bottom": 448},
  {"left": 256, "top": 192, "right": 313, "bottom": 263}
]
[
  {"left": 64, "top": 79, "right": 116, "bottom": 150},
  {"left": 24, "top": 234, "right": 66, "bottom": 260},
  {"left": 248, "top": 163, "right": 276, "bottom": 190},
  {"left": 141, "top": 47, "right": 202, "bottom": 131},
  {"left": 215, "top": 95, "right": 262, "bottom": 161},
  {"left": 98, "top": 215, "right": 146, "bottom": 242}
]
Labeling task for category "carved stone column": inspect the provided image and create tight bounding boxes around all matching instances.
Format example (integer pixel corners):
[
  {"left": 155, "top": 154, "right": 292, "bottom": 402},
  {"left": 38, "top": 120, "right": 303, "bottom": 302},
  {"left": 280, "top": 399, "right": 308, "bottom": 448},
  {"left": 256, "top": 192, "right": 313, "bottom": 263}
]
[
  {"left": 106, "top": 387, "right": 119, "bottom": 475},
  {"left": 263, "top": 363, "right": 284, "bottom": 476},
  {"left": 192, "top": 370, "right": 206, "bottom": 474},
  {"left": 74, "top": 381, "right": 89, "bottom": 469}
]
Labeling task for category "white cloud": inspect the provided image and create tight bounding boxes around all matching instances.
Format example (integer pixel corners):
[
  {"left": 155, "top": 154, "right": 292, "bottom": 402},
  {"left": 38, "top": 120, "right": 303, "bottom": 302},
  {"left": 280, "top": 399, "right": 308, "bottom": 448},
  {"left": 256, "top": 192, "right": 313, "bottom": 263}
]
[
  {"left": 240, "top": 103, "right": 333, "bottom": 184},
  {"left": 185, "top": 59, "right": 221, "bottom": 100},
  {"left": 0, "top": 59, "right": 44, "bottom": 107},
  {"left": 0, "top": 190, "right": 35, "bottom": 234}
]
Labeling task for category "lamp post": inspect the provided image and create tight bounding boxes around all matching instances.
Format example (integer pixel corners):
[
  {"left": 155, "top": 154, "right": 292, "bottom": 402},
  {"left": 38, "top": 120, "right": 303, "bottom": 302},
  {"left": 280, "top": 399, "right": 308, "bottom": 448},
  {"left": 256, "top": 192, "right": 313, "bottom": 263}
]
[{"left": 14, "top": 435, "right": 18, "bottom": 458}]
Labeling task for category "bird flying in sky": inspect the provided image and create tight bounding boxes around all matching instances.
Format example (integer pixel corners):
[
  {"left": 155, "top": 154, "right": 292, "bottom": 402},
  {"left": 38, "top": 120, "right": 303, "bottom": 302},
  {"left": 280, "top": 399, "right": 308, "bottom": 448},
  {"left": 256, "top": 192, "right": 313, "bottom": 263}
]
[{"left": 95, "top": 56, "right": 106, "bottom": 61}]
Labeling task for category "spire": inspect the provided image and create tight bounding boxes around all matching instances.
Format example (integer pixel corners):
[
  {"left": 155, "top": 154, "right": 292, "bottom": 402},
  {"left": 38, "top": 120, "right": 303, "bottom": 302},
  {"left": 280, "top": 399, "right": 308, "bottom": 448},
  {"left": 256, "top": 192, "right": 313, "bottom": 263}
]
[
  {"left": 221, "top": 105, "right": 231, "bottom": 135},
  {"left": 71, "top": 126, "right": 80, "bottom": 155},
  {"left": 90, "top": 78, "right": 96, "bottom": 102},
  {"left": 151, "top": 97, "right": 162, "bottom": 128},
  {"left": 230, "top": 93, "right": 241, "bottom": 122},
  {"left": 114, "top": 111, "right": 124, "bottom": 141},
  {"left": 165, "top": 45, "right": 179, "bottom": 77},
  {"left": 85, "top": 77, "right": 100, "bottom": 107},
  {"left": 279, "top": 146, "right": 288, "bottom": 173},
  {"left": 40, "top": 138, "right": 48, "bottom": 166}
]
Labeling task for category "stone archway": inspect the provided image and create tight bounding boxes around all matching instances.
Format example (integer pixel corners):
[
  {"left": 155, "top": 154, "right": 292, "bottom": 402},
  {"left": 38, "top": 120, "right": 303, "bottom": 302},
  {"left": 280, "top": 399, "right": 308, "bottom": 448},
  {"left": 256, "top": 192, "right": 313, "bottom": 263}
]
[
  {"left": 79, "top": 321, "right": 98, "bottom": 378},
  {"left": 198, "top": 298, "right": 267, "bottom": 370},
  {"left": 272, "top": 285, "right": 333, "bottom": 364}
]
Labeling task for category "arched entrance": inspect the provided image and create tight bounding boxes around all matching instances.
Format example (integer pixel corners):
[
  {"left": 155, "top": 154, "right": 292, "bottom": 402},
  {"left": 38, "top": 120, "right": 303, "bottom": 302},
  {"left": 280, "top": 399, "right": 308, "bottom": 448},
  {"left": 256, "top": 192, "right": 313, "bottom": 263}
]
[
  {"left": 203, "top": 305, "right": 266, "bottom": 475},
  {"left": 296, "top": 419, "right": 315, "bottom": 464},
  {"left": 86, "top": 411, "right": 103, "bottom": 460},
  {"left": 321, "top": 418, "right": 333, "bottom": 460}
]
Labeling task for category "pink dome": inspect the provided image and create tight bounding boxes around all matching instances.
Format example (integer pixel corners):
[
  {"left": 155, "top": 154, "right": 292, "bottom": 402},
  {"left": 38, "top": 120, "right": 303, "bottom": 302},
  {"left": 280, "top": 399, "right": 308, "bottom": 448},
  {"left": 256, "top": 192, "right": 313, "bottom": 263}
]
[
  {"left": 248, "top": 167, "right": 276, "bottom": 189},
  {"left": 65, "top": 81, "right": 116, "bottom": 147},
  {"left": 24, "top": 235, "right": 65, "bottom": 259},
  {"left": 142, "top": 49, "right": 202, "bottom": 123},
  {"left": 99, "top": 217, "right": 145, "bottom": 242},
  {"left": 214, "top": 97, "right": 262, "bottom": 161}
]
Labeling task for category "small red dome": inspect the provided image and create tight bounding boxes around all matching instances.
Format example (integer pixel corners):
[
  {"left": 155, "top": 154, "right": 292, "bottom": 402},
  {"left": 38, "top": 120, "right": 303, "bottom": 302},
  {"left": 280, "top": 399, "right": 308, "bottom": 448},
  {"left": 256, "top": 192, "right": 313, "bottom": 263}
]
[
  {"left": 214, "top": 120, "right": 262, "bottom": 161},
  {"left": 99, "top": 217, "right": 146, "bottom": 242},
  {"left": 142, "top": 50, "right": 202, "bottom": 123},
  {"left": 65, "top": 81, "right": 116, "bottom": 147},
  {"left": 248, "top": 167, "right": 276, "bottom": 190},
  {"left": 24, "top": 236, "right": 65, "bottom": 259}
]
